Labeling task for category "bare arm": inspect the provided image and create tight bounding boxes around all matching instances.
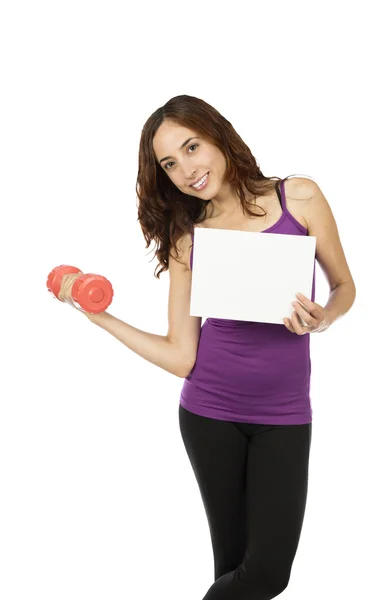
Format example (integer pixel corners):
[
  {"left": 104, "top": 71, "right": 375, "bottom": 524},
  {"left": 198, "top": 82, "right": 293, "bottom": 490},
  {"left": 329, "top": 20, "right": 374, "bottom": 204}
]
[
  {"left": 60, "top": 232, "right": 200, "bottom": 378},
  {"left": 84, "top": 311, "right": 192, "bottom": 378}
]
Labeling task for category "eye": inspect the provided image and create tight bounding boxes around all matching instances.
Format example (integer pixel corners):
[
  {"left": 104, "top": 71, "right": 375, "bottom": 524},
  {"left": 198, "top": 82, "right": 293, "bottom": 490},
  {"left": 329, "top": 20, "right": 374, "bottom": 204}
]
[{"left": 164, "top": 144, "right": 199, "bottom": 170}]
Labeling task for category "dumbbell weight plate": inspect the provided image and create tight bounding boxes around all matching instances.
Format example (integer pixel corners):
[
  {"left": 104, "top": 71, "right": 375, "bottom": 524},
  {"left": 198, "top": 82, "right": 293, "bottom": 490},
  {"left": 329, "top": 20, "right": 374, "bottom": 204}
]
[
  {"left": 46, "top": 265, "right": 82, "bottom": 302},
  {"left": 72, "top": 275, "right": 113, "bottom": 314}
]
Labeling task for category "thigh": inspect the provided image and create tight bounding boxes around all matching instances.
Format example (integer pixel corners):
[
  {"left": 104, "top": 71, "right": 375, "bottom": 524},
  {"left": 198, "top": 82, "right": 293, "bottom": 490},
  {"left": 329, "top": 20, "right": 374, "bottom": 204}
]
[
  {"left": 179, "top": 405, "right": 249, "bottom": 580},
  {"left": 240, "top": 423, "right": 312, "bottom": 588}
]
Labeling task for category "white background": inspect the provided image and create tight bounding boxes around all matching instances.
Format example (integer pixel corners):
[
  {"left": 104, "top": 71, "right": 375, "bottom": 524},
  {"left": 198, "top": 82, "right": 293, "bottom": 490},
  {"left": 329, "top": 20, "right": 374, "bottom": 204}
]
[{"left": 1, "top": 1, "right": 384, "bottom": 598}]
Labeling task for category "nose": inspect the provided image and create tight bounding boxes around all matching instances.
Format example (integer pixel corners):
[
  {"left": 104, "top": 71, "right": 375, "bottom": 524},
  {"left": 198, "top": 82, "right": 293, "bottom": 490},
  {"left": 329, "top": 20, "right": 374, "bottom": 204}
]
[
  {"left": 186, "top": 167, "right": 196, "bottom": 178},
  {"left": 185, "top": 166, "right": 198, "bottom": 184}
]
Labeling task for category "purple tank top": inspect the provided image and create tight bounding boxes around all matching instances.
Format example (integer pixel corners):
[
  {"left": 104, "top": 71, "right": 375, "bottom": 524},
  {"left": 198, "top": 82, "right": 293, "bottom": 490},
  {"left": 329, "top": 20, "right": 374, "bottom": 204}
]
[{"left": 179, "top": 179, "right": 316, "bottom": 425}]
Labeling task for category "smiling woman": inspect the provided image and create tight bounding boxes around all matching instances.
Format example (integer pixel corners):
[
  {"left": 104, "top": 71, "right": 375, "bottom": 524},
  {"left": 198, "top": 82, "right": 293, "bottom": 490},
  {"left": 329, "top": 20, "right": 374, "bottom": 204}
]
[
  {"left": 85, "top": 94, "right": 356, "bottom": 600},
  {"left": 137, "top": 94, "right": 288, "bottom": 279}
]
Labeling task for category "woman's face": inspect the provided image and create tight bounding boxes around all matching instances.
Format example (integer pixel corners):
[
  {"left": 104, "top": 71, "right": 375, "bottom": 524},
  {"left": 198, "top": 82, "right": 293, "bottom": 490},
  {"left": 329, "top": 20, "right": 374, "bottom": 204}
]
[{"left": 153, "top": 120, "right": 227, "bottom": 199}]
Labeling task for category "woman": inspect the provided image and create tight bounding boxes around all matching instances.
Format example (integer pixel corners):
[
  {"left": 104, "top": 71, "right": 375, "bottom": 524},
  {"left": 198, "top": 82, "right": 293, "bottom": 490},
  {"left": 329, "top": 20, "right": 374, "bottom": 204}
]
[{"left": 59, "top": 94, "right": 356, "bottom": 599}]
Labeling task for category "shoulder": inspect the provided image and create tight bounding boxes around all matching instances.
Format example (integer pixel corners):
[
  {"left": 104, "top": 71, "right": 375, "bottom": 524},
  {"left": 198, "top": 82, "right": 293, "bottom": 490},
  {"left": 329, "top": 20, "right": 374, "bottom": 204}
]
[
  {"left": 283, "top": 176, "right": 319, "bottom": 201},
  {"left": 290, "top": 177, "right": 355, "bottom": 290},
  {"left": 281, "top": 176, "right": 317, "bottom": 229}
]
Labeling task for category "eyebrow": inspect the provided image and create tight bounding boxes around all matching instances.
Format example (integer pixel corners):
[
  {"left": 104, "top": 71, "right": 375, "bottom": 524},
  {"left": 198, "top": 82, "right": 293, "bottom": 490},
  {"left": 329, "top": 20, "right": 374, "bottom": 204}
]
[{"left": 159, "top": 137, "right": 198, "bottom": 165}]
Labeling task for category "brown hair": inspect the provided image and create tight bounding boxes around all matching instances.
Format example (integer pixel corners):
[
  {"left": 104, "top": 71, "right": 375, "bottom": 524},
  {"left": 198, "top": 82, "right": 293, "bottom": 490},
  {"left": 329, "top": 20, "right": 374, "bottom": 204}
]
[{"left": 136, "top": 94, "right": 293, "bottom": 278}]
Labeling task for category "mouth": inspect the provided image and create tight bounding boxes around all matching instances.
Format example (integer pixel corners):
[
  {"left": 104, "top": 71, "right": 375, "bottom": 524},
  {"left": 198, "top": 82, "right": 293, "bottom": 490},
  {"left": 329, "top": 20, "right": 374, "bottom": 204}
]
[{"left": 190, "top": 171, "right": 210, "bottom": 190}]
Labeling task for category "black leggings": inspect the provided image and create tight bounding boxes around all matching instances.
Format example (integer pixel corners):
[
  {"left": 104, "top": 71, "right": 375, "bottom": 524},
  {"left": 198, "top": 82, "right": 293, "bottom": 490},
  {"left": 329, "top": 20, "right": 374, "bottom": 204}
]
[{"left": 179, "top": 404, "right": 312, "bottom": 600}]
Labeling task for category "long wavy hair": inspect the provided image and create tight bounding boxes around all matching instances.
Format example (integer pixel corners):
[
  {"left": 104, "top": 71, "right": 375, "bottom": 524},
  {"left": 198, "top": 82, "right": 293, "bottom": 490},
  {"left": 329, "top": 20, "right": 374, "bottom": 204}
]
[{"left": 136, "top": 94, "right": 294, "bottom": 279}]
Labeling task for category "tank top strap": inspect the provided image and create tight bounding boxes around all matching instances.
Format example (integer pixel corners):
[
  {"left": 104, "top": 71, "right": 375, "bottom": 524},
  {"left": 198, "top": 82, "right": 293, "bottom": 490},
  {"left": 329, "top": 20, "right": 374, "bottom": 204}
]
[
  {"left": 280, "top": 178, "right": 288, "bottom": 210},
  {"left": 274, "top": 178, "right": 288, "bottom": 212}
]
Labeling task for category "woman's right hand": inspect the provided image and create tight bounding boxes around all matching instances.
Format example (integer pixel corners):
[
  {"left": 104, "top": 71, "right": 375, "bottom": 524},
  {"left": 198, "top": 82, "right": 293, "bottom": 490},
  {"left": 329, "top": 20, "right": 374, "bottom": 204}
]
[
  {"left": 58, "top": 272, "right": 83, "bottom": 309},
  {"left": 57, "top": 270, "right": 105, "bottom": 320}
]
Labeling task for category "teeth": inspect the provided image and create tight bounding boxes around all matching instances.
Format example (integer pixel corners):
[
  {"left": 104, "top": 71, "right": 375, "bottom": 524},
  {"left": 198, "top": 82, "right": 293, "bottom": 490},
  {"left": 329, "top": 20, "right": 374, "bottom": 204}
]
[{"left": 192, "top": 173, "right": 208, "bottom": 188}]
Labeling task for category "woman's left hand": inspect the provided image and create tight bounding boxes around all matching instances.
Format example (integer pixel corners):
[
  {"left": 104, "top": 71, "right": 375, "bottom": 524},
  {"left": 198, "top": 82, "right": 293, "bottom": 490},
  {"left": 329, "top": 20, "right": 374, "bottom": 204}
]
[{"left": 283, "top": 292, "right": 331, "bottom": 335}]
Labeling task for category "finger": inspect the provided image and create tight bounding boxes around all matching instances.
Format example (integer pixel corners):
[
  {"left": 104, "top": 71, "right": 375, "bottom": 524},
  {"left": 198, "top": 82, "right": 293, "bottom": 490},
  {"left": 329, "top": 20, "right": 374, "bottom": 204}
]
[
  {"left": 292, "top": 301, "right": 316, "bottom": 327},
  {"left": 290, "top": 311, "right": 308, "bottom": 335},
  {"left": 295, "top": 293, "right": 323, "bottom": 320},
  {"left": 295, "top": 292, "right": 309, "bottom": 301},
  {"left": 284, "top": 317, "right": 296, "bottom": 333},
  {"left": 295, "top": 293, "right": 314, "bottom": 312}
]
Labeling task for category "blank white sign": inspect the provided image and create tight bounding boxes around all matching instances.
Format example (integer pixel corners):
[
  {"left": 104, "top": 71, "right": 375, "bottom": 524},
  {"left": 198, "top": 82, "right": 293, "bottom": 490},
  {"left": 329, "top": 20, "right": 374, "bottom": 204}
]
[{"left": 190, "top": 227, "right": 316, "bottom": 325}]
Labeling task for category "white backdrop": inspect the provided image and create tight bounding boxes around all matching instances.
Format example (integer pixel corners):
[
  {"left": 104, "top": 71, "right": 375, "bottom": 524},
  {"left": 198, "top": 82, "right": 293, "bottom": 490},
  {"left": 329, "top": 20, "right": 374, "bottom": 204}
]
[{"left": 1, "top": 1, "right": 384, "bottom": 598}]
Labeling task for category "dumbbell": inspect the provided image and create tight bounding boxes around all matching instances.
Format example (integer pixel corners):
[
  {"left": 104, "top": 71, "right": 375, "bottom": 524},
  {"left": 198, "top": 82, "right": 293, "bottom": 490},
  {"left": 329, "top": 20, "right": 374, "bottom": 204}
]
[{"left": 47, "top": 265, "right": 114, "bottom": 314}]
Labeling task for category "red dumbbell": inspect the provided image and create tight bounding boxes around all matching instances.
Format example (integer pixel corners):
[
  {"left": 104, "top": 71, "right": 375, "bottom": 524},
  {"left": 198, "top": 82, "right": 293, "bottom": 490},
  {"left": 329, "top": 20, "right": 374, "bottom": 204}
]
[{"left": 47, "top": 264, "right": 114, "bottom": 314}]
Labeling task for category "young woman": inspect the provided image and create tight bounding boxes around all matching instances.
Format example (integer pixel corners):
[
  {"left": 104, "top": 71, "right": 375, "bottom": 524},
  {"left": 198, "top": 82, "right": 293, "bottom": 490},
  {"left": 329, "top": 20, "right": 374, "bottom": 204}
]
[{"left": 59, "top": 94, "right": 356, "bottom": 599}]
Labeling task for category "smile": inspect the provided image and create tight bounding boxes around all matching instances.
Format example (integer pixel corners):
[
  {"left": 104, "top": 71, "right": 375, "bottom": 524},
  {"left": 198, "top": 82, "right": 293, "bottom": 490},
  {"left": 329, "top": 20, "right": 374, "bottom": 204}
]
[{"left": 191, "top": 172, "right": 209, "bottom": 190}]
